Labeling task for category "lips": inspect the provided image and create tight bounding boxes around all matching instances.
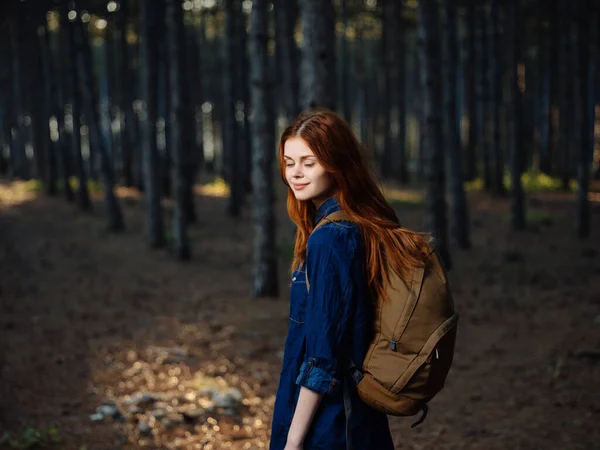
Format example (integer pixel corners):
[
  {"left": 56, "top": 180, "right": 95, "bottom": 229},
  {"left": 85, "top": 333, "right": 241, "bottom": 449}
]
[{"left": 291, "top": 183, "right": 309, "bottom": 190}]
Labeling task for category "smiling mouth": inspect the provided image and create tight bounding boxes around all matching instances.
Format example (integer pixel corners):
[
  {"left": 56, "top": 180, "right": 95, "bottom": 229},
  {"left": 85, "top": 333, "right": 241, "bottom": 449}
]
[{"left": 292, "top": 183, "right": 309, "bottom": 190}]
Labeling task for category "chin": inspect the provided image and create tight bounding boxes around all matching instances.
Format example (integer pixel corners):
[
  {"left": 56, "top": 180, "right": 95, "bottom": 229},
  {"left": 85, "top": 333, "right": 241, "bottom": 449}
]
[{"left": 291, "top": 190, "right": 315, "bottom": 201}]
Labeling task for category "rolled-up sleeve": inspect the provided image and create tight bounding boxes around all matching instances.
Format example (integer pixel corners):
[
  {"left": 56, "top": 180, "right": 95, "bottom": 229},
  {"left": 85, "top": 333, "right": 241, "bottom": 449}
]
[{"left": 295, "top": 225, "right": 356, "bottom": 395}]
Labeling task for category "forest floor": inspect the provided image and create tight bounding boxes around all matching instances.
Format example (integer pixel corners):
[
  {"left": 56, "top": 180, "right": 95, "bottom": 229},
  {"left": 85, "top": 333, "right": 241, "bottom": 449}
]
[{"left": 1, "top": 177, "right": 599, "bottom": 450}]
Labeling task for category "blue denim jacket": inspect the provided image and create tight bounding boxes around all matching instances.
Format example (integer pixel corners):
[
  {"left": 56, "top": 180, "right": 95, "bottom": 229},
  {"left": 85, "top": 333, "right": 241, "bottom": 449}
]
[{"left": 270, "top": 197, "right": 393, "bottom": 450}]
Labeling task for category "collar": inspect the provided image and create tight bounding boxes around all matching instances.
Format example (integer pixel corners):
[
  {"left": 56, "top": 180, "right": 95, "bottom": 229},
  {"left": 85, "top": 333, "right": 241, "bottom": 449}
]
[{"left": 314, "top": 196, "right": 341, "bottom": 225}]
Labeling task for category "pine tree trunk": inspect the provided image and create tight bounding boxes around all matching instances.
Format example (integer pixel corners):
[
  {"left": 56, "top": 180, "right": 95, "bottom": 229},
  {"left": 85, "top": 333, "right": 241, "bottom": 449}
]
[
  {"left": 39, "top": 23, "right": 58, "bottom": 195},
  {"left": 379, "top": 0, "right": 393, "bottom": 179},
  {"left": 250, "top": 0, "right": 279, "bottom": 298},
  {"left": 538, "top": 5, "right": 553, "bottom": 174},
  {"left": 476, "top": 4, "right": 491, "bottom": 191},
  {"left": 140, "top": 0, "right": 165, "bottom": 244},
  {"left": 340, "top": 0, "right": 352, "bottom": 124},
  {"left": 507, "top": 0, "right": 525, "bottom": 230},
  {"left": 8, "top": 10, "right": 28, "bottom": 180},
  {"left": 464, "top": 0, "right": 477, "bottom": 181},
  {"left": 238, "top": 9, "right": 253, "bottom": 194},
  {"left": 274, "top": 0, "right": 300, "bottom": 122},
  {"left": 574, "top": 0, "right": 591, "bottom": 238},
  {"left": 489, "top": 0, "right": 505, "bottom": 196},
  {"left": 166, "top": 0, "right": 191, "bottom": 259},
  {"left": 394, "top": 2, "right": 408, "bottom": 185},
  {"left": 299, "top": 0, "right": 336, "bottom": 110},
  {"left": 73, "top": 6, "right": 124, "bottom": 230},
  {"left": 224, "top": 0, "right": 243, "bottom": 217},
  {"left": 418, "top": 0, "right": 451, "bottom": 269},
  {"left": 63, "top": 1, "right": 91, "bottom": 211},
  {"left": 54, "top": 17, "right": 75, "bottom": 202},
  {"left": 442, "top": 0, "right": 470, "bottom": 249},
  {"left": 557, "top": 0, "right": 570, "bottom": 190}
]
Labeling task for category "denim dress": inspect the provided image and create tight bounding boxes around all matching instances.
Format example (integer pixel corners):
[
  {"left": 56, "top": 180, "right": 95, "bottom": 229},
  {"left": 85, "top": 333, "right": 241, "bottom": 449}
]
[{"left": 270, "top": 197, "right": 394, "bottom": 450}]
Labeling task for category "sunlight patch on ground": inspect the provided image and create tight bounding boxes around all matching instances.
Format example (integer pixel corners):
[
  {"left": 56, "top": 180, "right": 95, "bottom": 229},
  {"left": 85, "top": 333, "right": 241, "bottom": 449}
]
[
  {"left": 0, "top": 180, "right": 39, "bottom": 206},
  {"left": 194, "top": 178, "right": 230, "bottom": 198},
  {"left": 114, "top": 186, "right": 143, "bottom": 200},
  {"left": 382, "top": 186, "right": 424, "bottom": 205}
]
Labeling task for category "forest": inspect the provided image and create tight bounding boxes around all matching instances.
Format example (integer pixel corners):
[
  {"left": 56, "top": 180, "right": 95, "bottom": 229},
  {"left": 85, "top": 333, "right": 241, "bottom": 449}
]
[{"left": 0, "top": 0, "right": 599, "bottom": 449}]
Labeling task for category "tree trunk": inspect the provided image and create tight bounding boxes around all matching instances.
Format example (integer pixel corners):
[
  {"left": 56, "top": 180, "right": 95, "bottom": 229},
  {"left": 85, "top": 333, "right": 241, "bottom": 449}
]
[
  {"left": 418, "top": 0, "right": 451, "bottom": 269},
  {"left": 54, "top": 17, "right": 75, "bottom": 202},
  {"left": 339, "top": 0, "right": 352, "bottom": 123},
  {"left": 238, "top": 8, "right": 253, "bottom": 194},
  {"left": 299, "top": 0, "right": 336, "bottom": 110},
  {"left": 224, "top": 0, "right": 243, "bottom": 217},
  {"left": 274, "top": 0, "right": 300, "bottom": 122},
  {"left": 8, "top": 10, "right": 28, "bottom": 180},
  {"left": 39, "top": 23, "right": 58, "bottom": 195},
  {"left": 250, "top": 0, "right": 279, "bottom": 298},
  {"left": 442, "top": 0, "right": 470, "bottom": 249},
  {"left": 119, "top": 0, "right": 139, "bottom": 188},
  {"left": 63, "top": 1, "right": 91, "bottom": 211},
  {"left": 538, "top": 4, "right": 554, "bottom": 174},
  {"left": 488, "top": 0, "right": 505, "bottom": 196},
  {"left": 476, "top": 4, "right": 491, "bottom": 190},
  {"left": 166, "top": 0, "right": 191, "bottom": 259},
  {"left": 506, "top": 0, "right": 525, "bottom": 230},
  {"left": 574, "top": 0, "right": 591, "bottom": 238},
  {"left": 379, "top": 0, "right": 393, "bottom": 179},
  {"left": 139, "top": 0, "right": 165, "bottom": 245},
  {"left": 463, "top": 0, "right": 477, "bottom": 181},
  {"left": 557, "top": 0, "right": 571, "bottom": 190},
  {"left": 394, "top": 2, "right": 408, "bottom": 184},
  {"left": 73, "top": 5, "right": 124, "bottom": 230}
]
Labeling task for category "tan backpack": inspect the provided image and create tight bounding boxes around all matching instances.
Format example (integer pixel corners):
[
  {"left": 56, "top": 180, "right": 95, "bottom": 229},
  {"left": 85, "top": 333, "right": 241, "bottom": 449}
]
[{"left": 309, "top": 210, "right": 458, "bottom": 427}]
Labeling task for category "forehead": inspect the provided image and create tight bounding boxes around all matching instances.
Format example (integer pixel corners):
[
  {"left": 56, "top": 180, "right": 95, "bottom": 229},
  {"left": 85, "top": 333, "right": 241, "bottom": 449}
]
[{"left": 283, "top": 138, "right": 315, "bottom": 158}]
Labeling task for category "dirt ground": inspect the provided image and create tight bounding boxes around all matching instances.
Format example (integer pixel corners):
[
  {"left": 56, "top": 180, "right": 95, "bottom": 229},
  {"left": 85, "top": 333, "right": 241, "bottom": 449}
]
[{"left": 1, "top": 178, "right": 599, "bottom": 450}]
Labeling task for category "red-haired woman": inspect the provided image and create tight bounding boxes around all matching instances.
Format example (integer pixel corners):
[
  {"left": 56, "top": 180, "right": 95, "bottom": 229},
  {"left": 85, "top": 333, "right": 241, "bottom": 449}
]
[{"left": 269, "top": 110, "right": 430, "bottom": 450}]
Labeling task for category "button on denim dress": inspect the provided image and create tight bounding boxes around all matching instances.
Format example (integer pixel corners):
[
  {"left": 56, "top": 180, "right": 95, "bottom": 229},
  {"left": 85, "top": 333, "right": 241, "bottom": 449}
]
[{"left": 270, "top": 197, "right": 394, "bottom": 450}]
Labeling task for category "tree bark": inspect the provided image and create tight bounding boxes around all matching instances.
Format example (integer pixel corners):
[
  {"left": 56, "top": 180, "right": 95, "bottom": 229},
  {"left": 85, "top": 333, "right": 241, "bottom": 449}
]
[
  {"left": 299, "top": 0, "right": 336, "bottom": 110},
  {"left": 274, "top": 0, "right": 300, "bottom": 122},
  {"left": 442, "top": 0, "right": 470, "bottom": 249},
  {"left": 418, "top": 0, "right": 451, "bottom": 269},
  {"left": 574, "top": 0, "right": 591, "bottom": 238},
  {"left": 463, "top": 0, "right": 477, "bottom": 181},
  {"left": 488, "top": 0, "right": 505, "bottom": 196},
  {"left": 379, "top": 0, "right": 393, "bottom": 179},
  {"left": 39, "top": 23, "right": 58, "bottom": 195},
  {"left": 73, "top": 5, "right": 124, "bottom": 230},
  {"left": 8, "top": 9, "right": 28, "bottom": 180},
  {"left": 63, "top": 1, "right": 91, "bottom": 211},
  {"left": 506, "top": 0, "right": 526, "bottom": 230},
  {"left": 476, "top": 3, "right": 491, "bottom": 190},
  {"left": 224, "top": 0, "right": 243, "bottom": 217},
  {"left": 139, "top": 0, "right": 165, "bottom": 244},
  {"left": 166, "top": 0, "right": 191, "bottom": 259},
  {"left": 339, "top": 0, "right": 352, "bottom": 124},
  {"left": 250, "top": 0, "right": 279, "bottom": 298},
  {"left": 557, "top": 0, "right": 570, "bottom": 190},
  {"left": 394, "top": 2, "right": 408, "bottom": 184}
]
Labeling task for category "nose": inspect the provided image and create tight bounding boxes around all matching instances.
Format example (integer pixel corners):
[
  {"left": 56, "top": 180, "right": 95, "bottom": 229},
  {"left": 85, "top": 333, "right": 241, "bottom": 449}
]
[{"left": 291, "top": 165, "right": 303, "bottom": 179}]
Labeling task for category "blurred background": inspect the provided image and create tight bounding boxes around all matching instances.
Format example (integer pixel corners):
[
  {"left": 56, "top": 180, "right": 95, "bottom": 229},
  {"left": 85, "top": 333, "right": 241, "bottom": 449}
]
[{"left": 0, "top": 0, "right": 599, "bottom": 448}]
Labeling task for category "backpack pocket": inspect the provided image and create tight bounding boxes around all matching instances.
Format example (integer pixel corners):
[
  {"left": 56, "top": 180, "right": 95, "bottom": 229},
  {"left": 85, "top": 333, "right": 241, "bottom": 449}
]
[{"left": 391, "top": 313, "right": 458, "bottom": 399}]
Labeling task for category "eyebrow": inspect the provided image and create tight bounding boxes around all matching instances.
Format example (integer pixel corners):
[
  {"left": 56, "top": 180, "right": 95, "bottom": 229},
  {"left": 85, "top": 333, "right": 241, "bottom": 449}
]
[{"left": 283, "top": 155, "right": 316, "bottom": 160}]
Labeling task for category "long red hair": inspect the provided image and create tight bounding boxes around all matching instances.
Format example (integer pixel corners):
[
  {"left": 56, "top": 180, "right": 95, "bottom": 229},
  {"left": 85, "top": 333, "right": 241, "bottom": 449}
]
[{"left": 279, "top": 109, "right": 431, "bottom": 301}]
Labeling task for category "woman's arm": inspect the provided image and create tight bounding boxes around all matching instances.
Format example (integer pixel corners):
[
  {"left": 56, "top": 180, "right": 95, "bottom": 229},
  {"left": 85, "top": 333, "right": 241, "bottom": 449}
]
[{"left": 285, "top": 387, "right": 323, "bottom": 448}]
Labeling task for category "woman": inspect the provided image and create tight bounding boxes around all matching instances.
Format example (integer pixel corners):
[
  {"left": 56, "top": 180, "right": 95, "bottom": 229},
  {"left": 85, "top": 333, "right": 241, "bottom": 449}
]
[{"left": 270, "top": 110, "right": 430, "bottom": 450}]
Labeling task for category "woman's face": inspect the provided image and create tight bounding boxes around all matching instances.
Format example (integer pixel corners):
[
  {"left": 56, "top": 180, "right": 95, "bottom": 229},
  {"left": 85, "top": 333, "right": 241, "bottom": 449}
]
[{"left": 283, "top": 137, "right": 335, "bottom": 206}]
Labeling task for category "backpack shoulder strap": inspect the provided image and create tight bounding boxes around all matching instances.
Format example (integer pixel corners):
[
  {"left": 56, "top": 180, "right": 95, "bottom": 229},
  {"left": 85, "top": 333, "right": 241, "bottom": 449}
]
[{"left": 312, "top": 210, "right": 354, "bottom": 233}]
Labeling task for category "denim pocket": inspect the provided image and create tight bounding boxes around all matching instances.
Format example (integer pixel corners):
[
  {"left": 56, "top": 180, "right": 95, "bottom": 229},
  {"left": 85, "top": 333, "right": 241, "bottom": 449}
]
[{"left": 289, "top": 269, "right": 307, "bottom": 324}]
